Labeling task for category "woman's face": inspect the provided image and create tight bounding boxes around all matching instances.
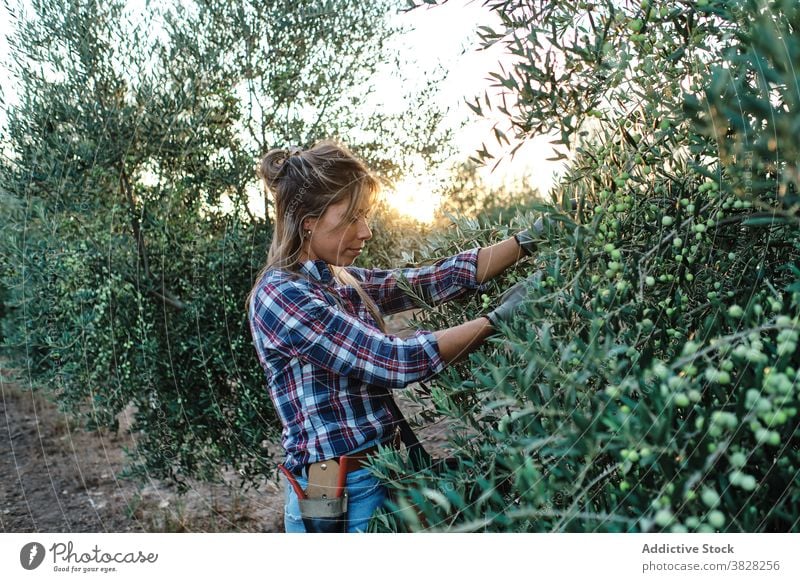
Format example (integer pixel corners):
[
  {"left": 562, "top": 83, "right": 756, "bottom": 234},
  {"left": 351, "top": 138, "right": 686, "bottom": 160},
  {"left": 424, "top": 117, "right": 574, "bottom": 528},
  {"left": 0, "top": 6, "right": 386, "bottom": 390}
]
[{"left": 300, "top": 198, "right": 373, "bottom": 266}]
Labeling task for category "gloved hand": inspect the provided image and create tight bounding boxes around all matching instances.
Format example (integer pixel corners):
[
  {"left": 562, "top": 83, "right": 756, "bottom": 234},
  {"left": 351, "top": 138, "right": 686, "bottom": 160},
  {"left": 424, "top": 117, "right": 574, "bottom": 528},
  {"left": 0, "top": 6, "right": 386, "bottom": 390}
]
[
  {"left": 514, "top": 198, "right": 579, "bottom": 257},
  {"left": 485, "top": 271, "right": 544, "bottom": 328},
  {"left": 514, "top": 215, "right": 546, "bottom": 256}
]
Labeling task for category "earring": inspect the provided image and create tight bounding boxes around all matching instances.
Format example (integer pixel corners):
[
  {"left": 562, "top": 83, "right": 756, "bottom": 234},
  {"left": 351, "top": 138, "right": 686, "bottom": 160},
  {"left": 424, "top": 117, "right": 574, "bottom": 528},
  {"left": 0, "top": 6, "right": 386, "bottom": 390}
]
[{"left": 303, "top": 229, "right": 312, "bottom": 239}]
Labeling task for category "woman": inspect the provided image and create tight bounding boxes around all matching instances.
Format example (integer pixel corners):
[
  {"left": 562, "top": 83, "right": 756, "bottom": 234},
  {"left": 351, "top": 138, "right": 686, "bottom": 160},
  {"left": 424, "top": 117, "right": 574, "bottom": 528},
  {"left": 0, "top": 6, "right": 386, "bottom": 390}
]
[{"left": 247, "top": 139, "right": 541, "bottom": 533}]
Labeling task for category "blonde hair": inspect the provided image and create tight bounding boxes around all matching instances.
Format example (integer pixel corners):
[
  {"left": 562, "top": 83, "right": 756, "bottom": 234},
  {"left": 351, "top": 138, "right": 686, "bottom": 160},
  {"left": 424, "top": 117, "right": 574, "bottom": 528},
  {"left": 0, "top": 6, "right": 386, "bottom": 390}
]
[{"left": 247, "top": 139, "right": 386, "bottom": 332}]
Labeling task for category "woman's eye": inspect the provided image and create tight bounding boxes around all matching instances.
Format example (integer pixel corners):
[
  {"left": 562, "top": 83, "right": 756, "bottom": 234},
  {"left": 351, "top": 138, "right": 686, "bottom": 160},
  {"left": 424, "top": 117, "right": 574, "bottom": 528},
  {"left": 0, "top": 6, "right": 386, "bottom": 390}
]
[{"left": 351, "top": 211, "right": 371, "bottom": 223}]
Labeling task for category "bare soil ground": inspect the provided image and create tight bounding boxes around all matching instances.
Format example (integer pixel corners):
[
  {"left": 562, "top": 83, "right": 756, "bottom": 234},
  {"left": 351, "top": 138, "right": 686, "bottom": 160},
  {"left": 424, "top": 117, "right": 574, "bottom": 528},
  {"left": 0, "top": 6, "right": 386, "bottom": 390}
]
[{"left": 0, "top": 310, "right": 451, "bottom": 533}]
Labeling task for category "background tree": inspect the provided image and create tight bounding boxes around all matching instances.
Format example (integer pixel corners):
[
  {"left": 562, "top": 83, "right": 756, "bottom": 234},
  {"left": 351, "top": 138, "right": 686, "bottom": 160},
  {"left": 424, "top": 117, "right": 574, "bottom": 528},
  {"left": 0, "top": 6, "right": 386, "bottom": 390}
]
[
  {"left": 371, "top": 0, "right": 800, "bottom": 532},
  {"left": 0, "top": 0, "right": 454, "bottom": 489},
  {"left": 433, "top": 158, "right": 542, "bottom": 228}
]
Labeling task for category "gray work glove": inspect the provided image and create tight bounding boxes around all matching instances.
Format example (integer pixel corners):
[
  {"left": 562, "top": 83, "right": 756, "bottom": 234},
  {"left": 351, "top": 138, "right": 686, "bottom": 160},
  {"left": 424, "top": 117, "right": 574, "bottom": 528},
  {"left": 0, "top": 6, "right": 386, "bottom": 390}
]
[
  {"left": 485, "top": 271, "right": 544, "bottom": 328},
  {"left": 513, "top": 198, "right": 580, "bottom": 257},
  {"left": 514, "top": 215, "right": 546, "bottom": 256}
]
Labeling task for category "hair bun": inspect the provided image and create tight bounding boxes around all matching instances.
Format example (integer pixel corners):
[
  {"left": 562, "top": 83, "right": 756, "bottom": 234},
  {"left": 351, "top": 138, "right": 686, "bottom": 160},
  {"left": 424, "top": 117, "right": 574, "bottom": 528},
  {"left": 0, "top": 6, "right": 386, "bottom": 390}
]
[{"left": 257, "top": 146, "right": 303, "bottom": 185}]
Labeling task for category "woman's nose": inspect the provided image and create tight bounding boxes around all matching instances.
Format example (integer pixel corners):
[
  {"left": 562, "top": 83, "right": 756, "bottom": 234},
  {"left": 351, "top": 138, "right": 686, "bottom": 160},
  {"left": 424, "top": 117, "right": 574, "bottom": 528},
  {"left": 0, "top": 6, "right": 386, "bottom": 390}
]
[{"left": 357, "top": 219, "right": 372, "bottom": 240}]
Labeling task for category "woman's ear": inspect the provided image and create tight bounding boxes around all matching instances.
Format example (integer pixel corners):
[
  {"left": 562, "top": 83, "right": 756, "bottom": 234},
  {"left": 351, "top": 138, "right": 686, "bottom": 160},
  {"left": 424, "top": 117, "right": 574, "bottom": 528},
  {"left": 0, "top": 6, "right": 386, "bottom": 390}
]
[{"left": 303, "top": 217, "right": 318, "bottom": 232}]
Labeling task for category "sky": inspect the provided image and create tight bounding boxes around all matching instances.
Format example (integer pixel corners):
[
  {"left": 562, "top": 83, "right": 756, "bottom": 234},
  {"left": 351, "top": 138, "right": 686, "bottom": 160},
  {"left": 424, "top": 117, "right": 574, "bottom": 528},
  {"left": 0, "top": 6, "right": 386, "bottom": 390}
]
[
  {"left": 380, "top": 0, "right": 566, "bottom": 220},
  {"left": 0, "top": 0, "right": 567, "bottom": 222}
]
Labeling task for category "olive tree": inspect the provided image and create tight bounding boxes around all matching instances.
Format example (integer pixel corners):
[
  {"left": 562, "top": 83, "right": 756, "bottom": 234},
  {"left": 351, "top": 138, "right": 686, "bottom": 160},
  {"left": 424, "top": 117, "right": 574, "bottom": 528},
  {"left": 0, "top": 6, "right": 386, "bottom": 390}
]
[
  {"left": 1, "top": 0, "right": 454, "bottom": 489},
  {"left": 371, "top": 0, "right": 800, "bottom": 532}
]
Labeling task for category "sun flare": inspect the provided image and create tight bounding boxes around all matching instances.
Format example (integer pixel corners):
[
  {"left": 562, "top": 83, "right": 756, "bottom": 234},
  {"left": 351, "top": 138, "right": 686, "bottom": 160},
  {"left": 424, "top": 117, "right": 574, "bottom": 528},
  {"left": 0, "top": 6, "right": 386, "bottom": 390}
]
[{"left": 382, "top": 176, "right": 443, "bottom": 223}]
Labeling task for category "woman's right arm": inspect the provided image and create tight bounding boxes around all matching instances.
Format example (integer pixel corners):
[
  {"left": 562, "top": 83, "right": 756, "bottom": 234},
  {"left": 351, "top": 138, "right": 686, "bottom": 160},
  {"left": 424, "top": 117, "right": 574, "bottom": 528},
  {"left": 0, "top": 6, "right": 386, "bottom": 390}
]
[
  {"left": 250, "top": 279, "right": 448, "bottom": 390},
  {"left": 433, "top": 271, "right": 541, "bottom": 364},
  {"left": 250, "top": 274, "right": 531, "bottom": 387}
]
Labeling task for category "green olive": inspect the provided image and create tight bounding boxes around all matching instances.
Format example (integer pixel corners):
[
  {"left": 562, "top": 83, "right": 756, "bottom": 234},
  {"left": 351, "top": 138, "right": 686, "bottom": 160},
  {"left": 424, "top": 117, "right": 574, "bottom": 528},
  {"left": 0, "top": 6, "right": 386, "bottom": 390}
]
[
  {"left": 730, "top": 452, "right": 747, "bottom": 468},
  {"left": 674, "top": 393, "right": 690, "bottom": 407},
  {"left": 707, "top": 510, "right": 725, "bottom": 529},
  {"left": 701, "top": 488, "right": 720, "bottom": 508},
  {"left": 654, "top": 508, "right": 674, "bottom": 527},
  {"left": 740, "top": 475, "right": 757, "bottom": 491}
]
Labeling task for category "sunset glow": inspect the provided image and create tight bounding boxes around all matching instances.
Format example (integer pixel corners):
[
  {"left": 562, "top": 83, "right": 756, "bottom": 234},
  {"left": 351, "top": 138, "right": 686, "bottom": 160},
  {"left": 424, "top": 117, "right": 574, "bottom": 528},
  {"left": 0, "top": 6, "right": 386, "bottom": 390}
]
[{"left": 382, "top": 176, "right": 443, "bottom": 223}]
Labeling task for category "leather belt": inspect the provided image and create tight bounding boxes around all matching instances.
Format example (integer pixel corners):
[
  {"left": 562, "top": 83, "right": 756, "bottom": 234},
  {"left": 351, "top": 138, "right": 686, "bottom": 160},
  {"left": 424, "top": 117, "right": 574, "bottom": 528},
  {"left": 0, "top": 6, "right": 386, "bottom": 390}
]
[
  {"left": 295, "top": 429, "right": 402, "bottom": 478},
  {"left": 341, "top": 429, "right": 402, "bottom": 475}
]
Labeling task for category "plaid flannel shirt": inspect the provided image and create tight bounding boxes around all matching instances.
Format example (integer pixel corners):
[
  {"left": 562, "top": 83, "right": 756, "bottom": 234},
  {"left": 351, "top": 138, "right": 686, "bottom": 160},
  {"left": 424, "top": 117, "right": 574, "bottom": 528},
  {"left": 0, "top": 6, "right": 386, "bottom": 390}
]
[{"left": 248, "top": 247, "right": 486, "bottom": 474}]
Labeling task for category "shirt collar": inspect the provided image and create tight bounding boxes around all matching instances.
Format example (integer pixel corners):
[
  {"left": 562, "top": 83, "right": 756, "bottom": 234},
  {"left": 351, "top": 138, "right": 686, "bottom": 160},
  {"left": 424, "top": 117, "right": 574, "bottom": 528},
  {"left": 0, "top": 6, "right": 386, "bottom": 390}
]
[{"left": 298, "top": 258, "right": 334, "bottom": 285}]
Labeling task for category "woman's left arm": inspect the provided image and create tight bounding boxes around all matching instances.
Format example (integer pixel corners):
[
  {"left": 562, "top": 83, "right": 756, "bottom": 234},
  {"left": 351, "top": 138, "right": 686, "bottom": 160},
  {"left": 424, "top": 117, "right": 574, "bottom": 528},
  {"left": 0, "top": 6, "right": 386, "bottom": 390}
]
[
  {"left": 475, "top": 236, "right": 526, "bottom": 283},
  {"left": 346, "top": 247, "right": 488, "bottom": 315},
  {"left": 347, "top": 238, "right": 528, "bottom": 315}
]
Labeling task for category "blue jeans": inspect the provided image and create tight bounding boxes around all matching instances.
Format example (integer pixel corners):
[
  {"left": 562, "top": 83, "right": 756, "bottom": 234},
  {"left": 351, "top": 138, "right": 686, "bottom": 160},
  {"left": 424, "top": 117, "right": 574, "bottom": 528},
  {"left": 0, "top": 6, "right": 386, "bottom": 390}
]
[{"left": 283, "top": 466, "right": 387, "bottom": 533}]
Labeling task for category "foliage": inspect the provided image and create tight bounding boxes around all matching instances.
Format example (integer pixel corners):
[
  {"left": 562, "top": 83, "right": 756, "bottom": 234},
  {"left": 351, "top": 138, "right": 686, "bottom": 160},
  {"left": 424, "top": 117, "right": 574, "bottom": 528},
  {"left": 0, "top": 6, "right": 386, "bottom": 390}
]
[
  {"left": 371, "top": 0, "right": 800, "bottom": 532},
  {"left": 0, "top": 190, "right": 17, "bottom": 344},
  {"left": 433, "top": 159, "right": 542, "bottom": 227},
  {"left": 360, "top": 158, "right": 547, "bottom": 275},
  {"left": 0, "top": 0, "right": 453, "bottom": 488},
  {"left": 356, "top": 198, "right": 432, "bottom": 270}
]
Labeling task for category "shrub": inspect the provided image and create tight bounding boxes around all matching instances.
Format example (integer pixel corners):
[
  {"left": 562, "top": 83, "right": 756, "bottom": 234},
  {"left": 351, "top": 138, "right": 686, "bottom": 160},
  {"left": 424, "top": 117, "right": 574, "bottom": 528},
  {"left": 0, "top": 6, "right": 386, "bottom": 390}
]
[
  {"left": 371, "top": 0, "right": 800, "bottom": 532},
  {"left": 0, "top": 0, "right": 454, "bottom": 488}
]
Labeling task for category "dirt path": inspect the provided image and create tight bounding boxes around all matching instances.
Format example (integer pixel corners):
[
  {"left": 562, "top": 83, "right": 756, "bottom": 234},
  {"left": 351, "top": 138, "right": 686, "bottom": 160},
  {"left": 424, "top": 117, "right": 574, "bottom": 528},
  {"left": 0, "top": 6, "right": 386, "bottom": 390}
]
[
  {"left": 0, "top": 363, "right": 286, "bottom": 532},
  {"left": 0, "top": 311, "right": 452, "bottom": 533}
]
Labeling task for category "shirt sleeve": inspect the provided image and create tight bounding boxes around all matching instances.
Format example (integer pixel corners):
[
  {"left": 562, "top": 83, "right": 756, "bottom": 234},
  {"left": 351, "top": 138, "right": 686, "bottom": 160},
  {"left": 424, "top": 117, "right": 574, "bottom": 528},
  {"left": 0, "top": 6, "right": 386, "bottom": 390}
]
[
  {"left": 345, "top": 247, "right": 488, "bottom": 316},
  {"left": 250, "top": 279, "right": 446, "bottom": 390}
]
